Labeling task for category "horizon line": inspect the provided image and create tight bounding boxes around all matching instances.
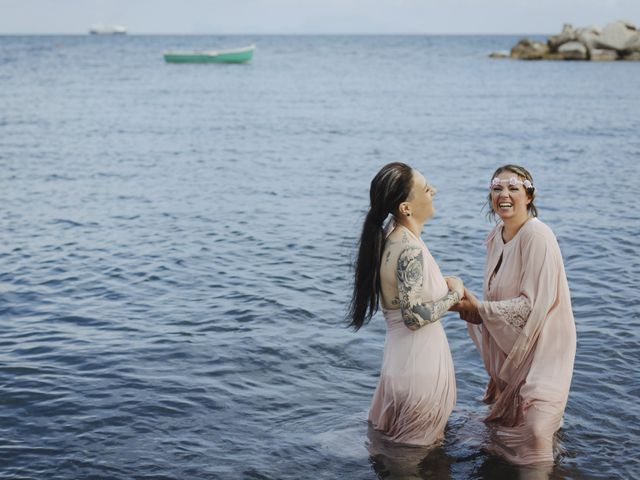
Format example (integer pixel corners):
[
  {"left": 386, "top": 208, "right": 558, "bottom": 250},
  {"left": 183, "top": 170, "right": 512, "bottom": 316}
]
[{"left": 0, "top": 31, "right": 552, "bottom": 36}]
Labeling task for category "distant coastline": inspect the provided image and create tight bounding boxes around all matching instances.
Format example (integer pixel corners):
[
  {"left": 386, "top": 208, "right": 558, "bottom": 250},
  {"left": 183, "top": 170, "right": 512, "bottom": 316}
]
[
  {"left": 0, "top": 31, "right": 620, "bottom": 36},
  {"left": 490, "top": 20, "right": 640, "bottom": 60}
]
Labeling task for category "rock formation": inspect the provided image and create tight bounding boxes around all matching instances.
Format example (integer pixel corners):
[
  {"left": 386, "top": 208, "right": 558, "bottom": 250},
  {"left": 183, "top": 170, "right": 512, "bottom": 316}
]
[{"left": 490, "top": 20, "right": 640, "bottom": 61}]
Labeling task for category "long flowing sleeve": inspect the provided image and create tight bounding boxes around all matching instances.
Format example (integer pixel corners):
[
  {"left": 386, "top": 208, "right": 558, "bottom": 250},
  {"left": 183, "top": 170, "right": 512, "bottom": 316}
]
[
  {"left": 497, "top": 230, "right": 559, "bottom": 383},
  {"left": 476, "top": 295, "right": 532, "bottom": 355}
]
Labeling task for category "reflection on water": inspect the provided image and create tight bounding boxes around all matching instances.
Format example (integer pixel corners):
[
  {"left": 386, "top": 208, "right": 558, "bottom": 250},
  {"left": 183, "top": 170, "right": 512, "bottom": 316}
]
[
  {"left": 367, "top": 424, "right": 452, "bottom": 479},
  {"left": 472, "top": 456, "right": 552, "bottom": 480},
  {"left": 368, "top": 422, "right": 467, "bottom": 480},
  {"left": 366, "top": 418, "right": 574, "bottom": 479}
]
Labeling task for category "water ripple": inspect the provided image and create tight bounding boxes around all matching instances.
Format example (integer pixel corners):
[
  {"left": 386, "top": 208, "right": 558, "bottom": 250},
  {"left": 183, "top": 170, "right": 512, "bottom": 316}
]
[{"left": 0, "top": 34, "right": 638, "bottom": 479}]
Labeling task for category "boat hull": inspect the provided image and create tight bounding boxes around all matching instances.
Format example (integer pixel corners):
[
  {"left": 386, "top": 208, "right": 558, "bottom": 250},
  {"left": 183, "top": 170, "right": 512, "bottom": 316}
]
[{"left": 163, "top": 45, "right": 254, "bottom": 64}]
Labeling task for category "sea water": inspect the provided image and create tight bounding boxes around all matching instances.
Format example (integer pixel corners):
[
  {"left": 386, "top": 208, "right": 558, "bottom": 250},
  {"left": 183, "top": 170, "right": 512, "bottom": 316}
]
[{"left": 1, "top": 34, "right": 639, "bottom": 479}]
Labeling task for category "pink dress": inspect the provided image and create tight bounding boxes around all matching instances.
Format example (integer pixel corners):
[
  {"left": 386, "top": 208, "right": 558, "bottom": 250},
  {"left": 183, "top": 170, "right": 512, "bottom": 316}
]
[
  {"left": 368, "top": 227, "right": 456, "bottom": 446},
  {"left": 468, "top": 218, "right": 576, "bottom": 465}
]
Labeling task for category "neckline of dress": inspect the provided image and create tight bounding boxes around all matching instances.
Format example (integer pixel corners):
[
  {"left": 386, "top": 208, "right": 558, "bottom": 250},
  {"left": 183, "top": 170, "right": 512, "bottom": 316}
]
[{"left": 500, "top": 217, "right": 536, "bottom": 246}]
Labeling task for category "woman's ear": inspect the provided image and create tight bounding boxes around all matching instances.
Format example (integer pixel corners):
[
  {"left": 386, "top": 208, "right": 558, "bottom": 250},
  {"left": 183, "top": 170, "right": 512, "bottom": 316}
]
[{"left": 398, "top": 201, "right": 410, "bottom": 216}]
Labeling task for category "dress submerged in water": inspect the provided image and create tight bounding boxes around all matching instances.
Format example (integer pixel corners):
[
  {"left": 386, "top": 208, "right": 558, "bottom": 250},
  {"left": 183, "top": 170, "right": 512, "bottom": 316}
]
[{"left": 368, "top": 226, "right": 456, "bottom": 446}]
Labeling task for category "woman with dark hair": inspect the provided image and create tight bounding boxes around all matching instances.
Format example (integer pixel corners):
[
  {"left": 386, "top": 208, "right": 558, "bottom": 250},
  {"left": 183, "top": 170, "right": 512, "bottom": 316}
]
[
  {"left": 349, "top": 162, "right": 463, "bottom": 446},
  {"left": 454, "top": 165, "right": 576, "bottom": 466}
]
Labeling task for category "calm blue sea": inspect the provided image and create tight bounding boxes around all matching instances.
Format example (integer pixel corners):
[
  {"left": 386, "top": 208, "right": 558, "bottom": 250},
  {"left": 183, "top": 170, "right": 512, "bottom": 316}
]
[{"left": 1, "top": 34, "right": 639, "bottom": 479}]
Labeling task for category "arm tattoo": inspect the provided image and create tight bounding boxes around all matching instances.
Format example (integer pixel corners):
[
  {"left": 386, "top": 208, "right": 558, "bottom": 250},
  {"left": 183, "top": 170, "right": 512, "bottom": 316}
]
[{"left": 397, "top": 246, "right": 460, "bottom": 331}]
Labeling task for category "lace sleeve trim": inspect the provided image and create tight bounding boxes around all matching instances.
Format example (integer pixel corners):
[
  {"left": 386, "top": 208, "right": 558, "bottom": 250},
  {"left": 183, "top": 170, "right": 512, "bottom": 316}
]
[{"left": 493, "top": 295, "right": 531, "bottom": 330}]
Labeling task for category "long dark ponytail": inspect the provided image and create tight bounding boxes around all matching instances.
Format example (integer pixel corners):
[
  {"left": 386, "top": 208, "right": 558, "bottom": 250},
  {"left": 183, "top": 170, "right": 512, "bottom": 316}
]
[{"left": 348, "top": 162, "right": 414, "bottom": 330}]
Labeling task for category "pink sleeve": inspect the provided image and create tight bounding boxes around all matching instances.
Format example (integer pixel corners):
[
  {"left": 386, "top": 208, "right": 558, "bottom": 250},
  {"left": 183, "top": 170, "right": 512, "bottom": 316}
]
[{"left": 477, "top": 295, "right": 531, "bottom": 355}]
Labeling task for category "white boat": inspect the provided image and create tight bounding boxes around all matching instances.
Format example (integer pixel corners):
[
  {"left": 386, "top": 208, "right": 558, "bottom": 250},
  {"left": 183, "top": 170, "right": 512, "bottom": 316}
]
[{"left": 89, "top": 24, "right": 127, "bottom": 35}]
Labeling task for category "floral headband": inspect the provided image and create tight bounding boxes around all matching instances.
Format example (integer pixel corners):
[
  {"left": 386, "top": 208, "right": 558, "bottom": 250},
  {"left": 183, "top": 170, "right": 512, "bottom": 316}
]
[{"left": 489, "top": 176, "right": 533, "bottom": 190}]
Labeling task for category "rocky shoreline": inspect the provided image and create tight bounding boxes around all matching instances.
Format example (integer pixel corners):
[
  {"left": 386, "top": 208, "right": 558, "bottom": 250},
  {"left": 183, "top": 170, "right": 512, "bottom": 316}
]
[{"left": 490, "top": 20, "right": 640, "bottom": 61}]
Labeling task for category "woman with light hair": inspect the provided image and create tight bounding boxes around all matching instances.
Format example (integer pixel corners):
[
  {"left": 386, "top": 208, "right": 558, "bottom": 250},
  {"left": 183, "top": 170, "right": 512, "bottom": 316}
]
[{"left": 454, "top": 164, "right": 576, "bottom": 466}]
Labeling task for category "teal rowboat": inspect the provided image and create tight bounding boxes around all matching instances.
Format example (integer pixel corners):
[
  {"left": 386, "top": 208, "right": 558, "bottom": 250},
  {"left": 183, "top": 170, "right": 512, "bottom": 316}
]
[{"left": 163, "top": 44, "right": 255, "bottom": 64}]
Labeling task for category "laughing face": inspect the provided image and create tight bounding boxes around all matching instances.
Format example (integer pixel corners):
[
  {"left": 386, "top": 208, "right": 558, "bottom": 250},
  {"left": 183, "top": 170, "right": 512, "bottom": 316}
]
[
  {"left": 490, "top": 171, "right": 532, "bottom": 223},
  {"left": 407, "top": 170, "right": 437, "bottom": 223}
]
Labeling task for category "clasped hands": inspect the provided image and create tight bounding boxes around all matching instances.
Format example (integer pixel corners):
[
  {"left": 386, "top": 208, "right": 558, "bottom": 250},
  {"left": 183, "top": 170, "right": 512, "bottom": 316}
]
[{"left": 445, "top": 276, "right": 482, "bottom": 325}]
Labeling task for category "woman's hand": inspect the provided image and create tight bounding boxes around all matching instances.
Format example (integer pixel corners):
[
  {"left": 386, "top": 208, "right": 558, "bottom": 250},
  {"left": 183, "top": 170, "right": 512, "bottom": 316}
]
[
  {"left": 461, "top": 287, "right": 479, "bottom": 307},
  {"left": 455, "top": 287, "right": 483, "bottom": 324},
  {"left": 445, "top": 276, "right": 464, "bottom": 302}
]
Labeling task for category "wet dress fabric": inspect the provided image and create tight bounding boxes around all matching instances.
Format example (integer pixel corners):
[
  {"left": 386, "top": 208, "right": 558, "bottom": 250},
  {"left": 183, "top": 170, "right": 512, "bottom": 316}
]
[
  {"left": 368, "top": 227, "right": 456, "bottom": 446},
  {"left": 468, "top": 218, "right": 577, "bottom": 465}
]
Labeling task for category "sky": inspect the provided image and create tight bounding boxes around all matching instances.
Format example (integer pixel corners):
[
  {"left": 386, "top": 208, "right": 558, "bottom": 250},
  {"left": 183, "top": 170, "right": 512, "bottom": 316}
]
[{"left": 1, "top": 0, "right": 639, "bottom": 34}]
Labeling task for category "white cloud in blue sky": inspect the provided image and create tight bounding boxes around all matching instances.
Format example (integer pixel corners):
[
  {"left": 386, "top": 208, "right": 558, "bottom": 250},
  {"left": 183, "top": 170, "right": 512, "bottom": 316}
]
[{"left": 1, "top": 0, "right": 639, "bottom": 34}]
